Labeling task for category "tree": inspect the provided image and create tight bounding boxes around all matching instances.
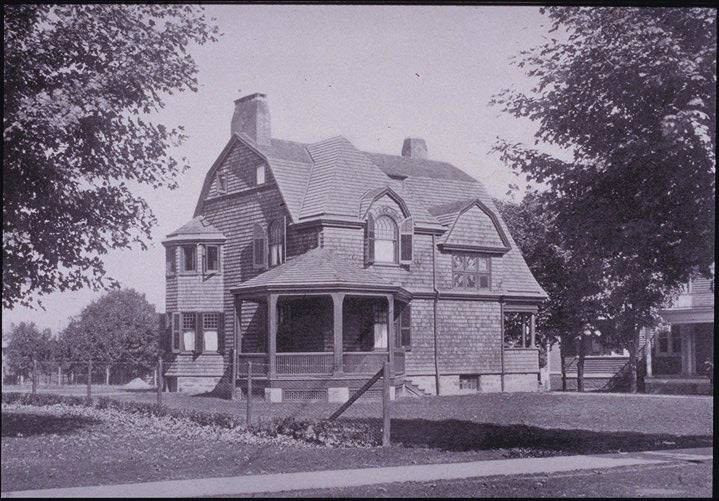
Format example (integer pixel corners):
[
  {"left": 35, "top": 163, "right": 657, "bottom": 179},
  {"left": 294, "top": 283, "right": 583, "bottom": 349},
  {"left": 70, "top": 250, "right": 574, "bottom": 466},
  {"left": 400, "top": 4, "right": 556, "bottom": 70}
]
[
  {"left": 3, "top": 5, "right": 219, "bottom": 308},
  {"left": 496, "top": 191, "right": 608, "bottom": 391},
  {"left": 492, "top": 7, "right": 715, "bottom": 392},
  {"left": 58, "top": 288, "right": 160, "bottom": 382},
  {"left": 5, "top": 322, "right": 52, "bottom": 380}
]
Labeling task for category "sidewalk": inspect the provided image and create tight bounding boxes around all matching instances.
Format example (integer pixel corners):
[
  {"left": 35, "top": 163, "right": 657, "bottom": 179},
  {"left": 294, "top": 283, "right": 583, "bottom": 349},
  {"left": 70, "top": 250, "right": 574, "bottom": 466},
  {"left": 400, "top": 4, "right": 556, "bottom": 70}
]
[{"left": 4, "top": 449, "right": 710, "bottom": 498}]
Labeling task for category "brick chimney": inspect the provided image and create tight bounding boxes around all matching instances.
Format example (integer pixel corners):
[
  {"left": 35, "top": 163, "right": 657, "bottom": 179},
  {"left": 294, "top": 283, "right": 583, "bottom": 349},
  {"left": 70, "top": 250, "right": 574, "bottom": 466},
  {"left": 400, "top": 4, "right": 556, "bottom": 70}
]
[
  {"left": 231, "top": 93, "right": 271, "bottom": 146},
  {"left": 401, "top": 137, "right": 427, "bottom": 159}
]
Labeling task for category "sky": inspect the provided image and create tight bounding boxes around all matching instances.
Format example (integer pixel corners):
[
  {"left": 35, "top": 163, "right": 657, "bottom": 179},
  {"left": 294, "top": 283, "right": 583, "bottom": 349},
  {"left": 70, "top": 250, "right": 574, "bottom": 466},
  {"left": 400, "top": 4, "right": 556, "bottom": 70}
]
[{"left": 2, "top": 4, "right": 553, "bottom": 335}]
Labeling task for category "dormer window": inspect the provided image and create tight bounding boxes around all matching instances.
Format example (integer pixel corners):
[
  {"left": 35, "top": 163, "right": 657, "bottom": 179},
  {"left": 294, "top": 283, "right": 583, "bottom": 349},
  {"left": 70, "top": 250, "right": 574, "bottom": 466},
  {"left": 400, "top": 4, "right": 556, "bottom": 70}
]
[{"left": 256, "top": 164, "right": 266, "bottom": 185}]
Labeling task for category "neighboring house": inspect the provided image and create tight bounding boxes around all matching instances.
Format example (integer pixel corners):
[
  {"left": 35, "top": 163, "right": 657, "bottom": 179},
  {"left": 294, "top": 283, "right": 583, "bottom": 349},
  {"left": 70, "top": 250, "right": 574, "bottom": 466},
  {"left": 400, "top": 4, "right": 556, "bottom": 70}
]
[
  {"left": 161, "top": 93, "right": 547, "bottom": 402},
  {"left": 548, "top": 273, "right": 714, "bottom": 394},
  {"left": 645, "top": 273, "right": 714, "bottom": 395}
]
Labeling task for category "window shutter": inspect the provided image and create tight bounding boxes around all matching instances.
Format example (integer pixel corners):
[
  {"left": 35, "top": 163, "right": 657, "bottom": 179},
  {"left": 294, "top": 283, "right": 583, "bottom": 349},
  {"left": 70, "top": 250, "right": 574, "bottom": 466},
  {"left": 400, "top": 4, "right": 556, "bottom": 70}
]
[
  {"left": 400, "top": 304, "right": 412, "bottom": 349},
  {"left": 400, "top": 217, "right": 413, "bottom": 264},
  {"left": 253, "top": 223, "right": 267, "bottom": 269},
  {"left": 159, "top": 313, "right": 167, "bottom": 353},
  {"left": 218, "top": 312, "right": 225, "bottom": 354},
  {"left": 365, "top": 215, "right": 375, "bottom": 266},
  {"left": 172, "top": 313, "right": 181, "bottom": 353},
  {"left": 195, "top": 313, "right": 204, "bottom": 354},
  {"left": 200, "top": 244, "right": 206, "bottom": 275}
]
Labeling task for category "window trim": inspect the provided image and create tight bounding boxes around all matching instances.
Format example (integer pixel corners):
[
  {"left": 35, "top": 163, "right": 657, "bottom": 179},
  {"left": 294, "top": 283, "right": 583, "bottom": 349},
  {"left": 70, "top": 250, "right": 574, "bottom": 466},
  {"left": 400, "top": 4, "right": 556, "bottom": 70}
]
[{"left": 451, "top": 252, "right": 491, "bottom": 290}]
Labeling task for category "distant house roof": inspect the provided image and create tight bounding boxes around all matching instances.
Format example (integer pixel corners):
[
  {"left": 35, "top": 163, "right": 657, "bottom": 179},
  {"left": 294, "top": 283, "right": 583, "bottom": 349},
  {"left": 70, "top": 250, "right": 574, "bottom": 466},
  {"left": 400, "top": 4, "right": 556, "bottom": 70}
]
[
  {"left": 163, "top": 216, "right": 226, "bottom": 244},
  {"left": 232, "top": 247, "right": 410, "bottom": 298}
]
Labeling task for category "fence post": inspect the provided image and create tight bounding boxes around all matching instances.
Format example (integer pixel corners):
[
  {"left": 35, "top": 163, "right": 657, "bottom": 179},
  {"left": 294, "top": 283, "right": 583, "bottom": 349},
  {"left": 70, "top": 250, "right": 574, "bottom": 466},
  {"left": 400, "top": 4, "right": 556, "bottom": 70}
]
[
  {"left": 157, "top": 357, "right": 163, "bottom": 406},
  {"left": 86, "top": 360, "right": 92, "bottom": 402},
  {"left": 382, "top": 361, "right": 392, "bottom": 447},
  {"left": 230, "top": 348, "right": 237, "bottom": 400},
  {"left": 58, "top": 365, "right": 62, "bottom": 386},
  {"left": 32, "top": 357, "right": 37, "bottom": 396},
  {"left": 246, "top": 361, "right": 252, "bottom": 427}
]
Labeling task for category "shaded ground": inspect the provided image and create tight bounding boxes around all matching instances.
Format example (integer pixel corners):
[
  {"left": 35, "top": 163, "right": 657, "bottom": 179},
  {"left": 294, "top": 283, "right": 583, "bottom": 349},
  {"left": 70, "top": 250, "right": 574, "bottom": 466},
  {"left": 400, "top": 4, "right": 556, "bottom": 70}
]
[
  {"left": 1, "top": 391, "right": 713, "bottom": 492},
  {"left": 264, "top": 461, "right": 713, "bottom": 498}
]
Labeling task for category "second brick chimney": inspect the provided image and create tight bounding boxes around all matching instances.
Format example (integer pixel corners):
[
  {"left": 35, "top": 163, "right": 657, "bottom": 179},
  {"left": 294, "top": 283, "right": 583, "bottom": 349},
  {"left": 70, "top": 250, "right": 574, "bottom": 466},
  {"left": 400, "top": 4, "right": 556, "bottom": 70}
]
[
  {"left": 231, "top": 93, "right": 271, "bottom": 146},
  {"left": 401, "top": 137, "right": 427, "bottom": 159}
]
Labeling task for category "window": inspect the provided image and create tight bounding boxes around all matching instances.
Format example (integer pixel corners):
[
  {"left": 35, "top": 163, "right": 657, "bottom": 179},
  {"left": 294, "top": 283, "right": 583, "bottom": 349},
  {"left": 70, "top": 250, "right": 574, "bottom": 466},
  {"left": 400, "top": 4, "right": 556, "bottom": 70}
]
[
  {"left": 181, "top": 245, "right": 196, "bottom": 272},
  {"left": 171, "top": 313, "right": 181, "bottom": 353},
  {"left": 216, "top": 171, "right": 227, "bottom": 194},
  {"left": 256, "top": 164, "right": 266, "bottom": 185},
  {"left": 452, "top": 253, "right": 491, "bottom": 289},
  {"left": 268, "top": 219, "right": 285, "bottom": 267},
  {"left": 373, "top": 303, "right": 388, "bottom": 350},
  {"left": 202, "top": 313, "right": 220, "bottom": 352},
  {"left": 205, "top": 245, "right": 220, "bottom": 273},
  {"left": 182, "top": 313, "right": 196, "bottom": 352},
  {"left": 252, "top": 223, "right": 267, "bottom": 269},
  {"left": 374, "top": 215, "right": 398, "bottom": 263},
  {"left": 657, "top": 327, "right": 682, "bottom": 356},
  {"left": 459, "top": 375, "right": 479, "bottom": 391},
  {"left": 166, "top": 247, "right": 176, "bottom": 276}
]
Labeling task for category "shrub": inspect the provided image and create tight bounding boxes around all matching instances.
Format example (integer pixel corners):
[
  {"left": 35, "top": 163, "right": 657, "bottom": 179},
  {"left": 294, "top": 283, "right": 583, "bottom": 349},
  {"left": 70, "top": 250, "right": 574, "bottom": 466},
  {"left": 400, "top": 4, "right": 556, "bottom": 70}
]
[{"left": 2, "top": 392, "right": 378, "bottom": 447}]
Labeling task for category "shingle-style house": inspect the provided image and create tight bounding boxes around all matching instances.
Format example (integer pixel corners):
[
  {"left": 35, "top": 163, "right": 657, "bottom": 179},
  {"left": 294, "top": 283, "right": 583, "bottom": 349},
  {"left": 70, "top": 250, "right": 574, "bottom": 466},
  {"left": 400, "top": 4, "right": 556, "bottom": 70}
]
[{"left": 161, "top": 93, "right": 547, "bottom": 401}]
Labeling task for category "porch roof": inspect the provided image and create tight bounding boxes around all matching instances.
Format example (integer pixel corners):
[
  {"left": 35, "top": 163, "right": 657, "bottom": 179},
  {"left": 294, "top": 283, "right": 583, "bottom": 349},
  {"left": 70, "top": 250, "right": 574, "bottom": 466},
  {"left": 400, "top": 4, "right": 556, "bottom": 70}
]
[{"left": 231, "top": 247, "right": 411, "bottom": 298}]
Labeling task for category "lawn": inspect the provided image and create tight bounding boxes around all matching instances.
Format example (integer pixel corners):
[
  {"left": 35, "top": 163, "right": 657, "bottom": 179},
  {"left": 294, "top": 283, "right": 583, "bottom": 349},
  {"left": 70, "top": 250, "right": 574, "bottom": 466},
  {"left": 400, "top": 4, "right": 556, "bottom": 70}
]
[{"left": 1, "top": 391, "right": 713, "bottom": 492}]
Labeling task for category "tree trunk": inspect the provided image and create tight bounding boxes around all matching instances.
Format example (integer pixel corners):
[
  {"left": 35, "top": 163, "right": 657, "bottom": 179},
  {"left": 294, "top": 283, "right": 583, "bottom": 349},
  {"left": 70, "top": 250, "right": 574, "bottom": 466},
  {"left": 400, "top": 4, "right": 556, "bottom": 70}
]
[
  {"left": 559, "top": 338, "right": 567, "bottom": 392},
  {"left": 577, "top": 334, "right": 585, "bottom": 393},
  {"left": 628, "top": 327, "right": 639, "bottom": 393},
  {"left": 105, "top": 366, "right": 110, "bottom": 385}
]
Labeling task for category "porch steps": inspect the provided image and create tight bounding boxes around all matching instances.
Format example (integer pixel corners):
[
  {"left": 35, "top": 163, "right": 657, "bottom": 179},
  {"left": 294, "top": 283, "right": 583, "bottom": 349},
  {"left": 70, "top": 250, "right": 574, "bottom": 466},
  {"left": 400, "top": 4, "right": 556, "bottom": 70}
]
[{"left": 400, "top": 381, "right": 429, "bottom": 398}]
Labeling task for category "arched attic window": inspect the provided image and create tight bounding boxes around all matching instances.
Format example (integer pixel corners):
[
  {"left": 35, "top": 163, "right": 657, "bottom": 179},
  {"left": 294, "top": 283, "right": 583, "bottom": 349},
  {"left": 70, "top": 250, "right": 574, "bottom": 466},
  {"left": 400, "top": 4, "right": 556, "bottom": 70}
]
[{"left": 374, "top": 215, "right": 399, "bottom": 263}]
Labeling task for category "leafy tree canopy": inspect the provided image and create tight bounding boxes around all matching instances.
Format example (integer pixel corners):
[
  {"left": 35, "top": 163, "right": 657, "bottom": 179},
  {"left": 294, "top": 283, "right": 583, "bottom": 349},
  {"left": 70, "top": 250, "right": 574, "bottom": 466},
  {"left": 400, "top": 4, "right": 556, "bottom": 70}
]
[
  {"left": 3, "top": 5, "right": 219, "bottom": 308},
  {"left": 4, "top": 322, "right": 53, "bottom": 377},
  {"left": 492, "top": 7, "right": 715, "bottom": 333},
  {"left": 58, "top": 288, "right": 160, "bottom": 371}
]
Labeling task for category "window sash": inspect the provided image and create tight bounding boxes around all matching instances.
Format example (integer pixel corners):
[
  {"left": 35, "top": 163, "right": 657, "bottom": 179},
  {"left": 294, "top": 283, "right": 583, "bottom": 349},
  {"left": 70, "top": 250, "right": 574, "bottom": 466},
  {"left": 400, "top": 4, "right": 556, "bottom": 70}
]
[
  {"left": 452, "top": 253, "right": 490, "bottom": 290},
  {"left": 166, "top": 247, "right": 176, "bottom": 275},
  {"left": 256, "top": 164, "right": 266, "bottom": 185},
  {"left": 206, "top": 245, "right": 219, "bottom": 272},
  {"left": 374, "top": 240, "right": 396, "bottom": 263},
  {"left": 182, "top": 245, "right": 196, "bottom": 272}
]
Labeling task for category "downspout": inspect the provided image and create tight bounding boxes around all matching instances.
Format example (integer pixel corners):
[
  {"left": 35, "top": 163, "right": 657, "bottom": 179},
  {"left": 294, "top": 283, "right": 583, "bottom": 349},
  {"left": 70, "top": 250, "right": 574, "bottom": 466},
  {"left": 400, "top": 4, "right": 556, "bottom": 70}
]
[
  {"left": 500, "top": 298, "right": 505, "bottom": 392},
  {"left": 432, "top": 234, "right": 441, "bottom": 395}
]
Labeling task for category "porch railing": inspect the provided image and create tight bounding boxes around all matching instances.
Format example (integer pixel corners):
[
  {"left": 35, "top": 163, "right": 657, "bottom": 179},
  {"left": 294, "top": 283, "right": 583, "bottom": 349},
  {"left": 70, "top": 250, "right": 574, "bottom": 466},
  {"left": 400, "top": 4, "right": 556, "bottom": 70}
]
[
  {"left": 504, "top": 348, "right": 540, "bottom": 373},
  {"left": 343, "top": 352, "right": 389, "bottom": 374},
  {"left": 276, "top": 352, "right": 333, "bottom": 375}
]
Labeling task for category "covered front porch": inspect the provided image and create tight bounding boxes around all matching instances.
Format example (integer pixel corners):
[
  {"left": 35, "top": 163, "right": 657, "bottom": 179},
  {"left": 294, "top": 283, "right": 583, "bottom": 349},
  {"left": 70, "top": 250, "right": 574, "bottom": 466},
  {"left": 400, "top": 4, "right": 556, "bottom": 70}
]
[{"left": 234, "top": 288, "right": 410, "bottom": 402}]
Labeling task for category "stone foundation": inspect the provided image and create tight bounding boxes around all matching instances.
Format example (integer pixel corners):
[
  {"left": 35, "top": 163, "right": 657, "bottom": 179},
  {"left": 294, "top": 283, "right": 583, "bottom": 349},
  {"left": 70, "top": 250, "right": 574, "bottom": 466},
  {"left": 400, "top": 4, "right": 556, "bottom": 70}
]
[
  {"left": 169, "top": 376, "right": 222, "bottom": 394},
  {"left": 407, "top": 373, "right": 539, "bottom": 395},
  {"left": 503, "top": 373, "right": 539, "bottom": 392}
]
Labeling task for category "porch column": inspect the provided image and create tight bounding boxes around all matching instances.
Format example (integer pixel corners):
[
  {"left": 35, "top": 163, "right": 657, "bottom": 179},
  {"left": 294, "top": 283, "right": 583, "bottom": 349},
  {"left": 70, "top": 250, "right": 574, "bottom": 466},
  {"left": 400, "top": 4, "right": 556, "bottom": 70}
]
[
  {"left": 530, "top": 313, "right": 536, "bottom": 348},
  {"left": 267, "top": 294, "right": 278, "bottom": 377},
  {"left": 332, "top": 292, "right": 345, "bottom": 374},
  {"left": 387, "top": 294, "right": 395, "bottom": 369}
]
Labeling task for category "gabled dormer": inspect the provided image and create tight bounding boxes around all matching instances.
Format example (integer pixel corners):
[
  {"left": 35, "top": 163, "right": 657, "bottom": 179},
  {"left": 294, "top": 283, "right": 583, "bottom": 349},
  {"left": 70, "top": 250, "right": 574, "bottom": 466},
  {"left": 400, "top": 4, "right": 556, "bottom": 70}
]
[{"left": 429, "top": 199, "right": 511, "bottom": 255}]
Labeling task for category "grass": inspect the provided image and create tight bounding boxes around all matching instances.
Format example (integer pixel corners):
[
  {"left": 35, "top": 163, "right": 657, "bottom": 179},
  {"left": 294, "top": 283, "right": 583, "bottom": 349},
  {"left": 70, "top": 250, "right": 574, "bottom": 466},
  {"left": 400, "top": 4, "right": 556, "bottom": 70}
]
[{"left": 1, "top": 390, "right": 713, "bottom": 492}]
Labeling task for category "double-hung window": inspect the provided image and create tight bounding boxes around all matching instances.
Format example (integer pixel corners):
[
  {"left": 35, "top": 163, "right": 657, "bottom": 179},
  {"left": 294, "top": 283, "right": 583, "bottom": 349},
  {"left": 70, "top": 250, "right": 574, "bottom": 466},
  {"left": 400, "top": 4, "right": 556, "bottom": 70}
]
[
  {"left": 181, "top": 313, "right": 196, "bottom": 352},
  {"left": 268, "top": 220, "right": 285, "bottom": 267},
  {"left": 205, "top": 245, "right": 220, "bottom": 273},
  {"left": 374, "top": 215, "right": 398, "bottom": 263},
  {"left": 181, "top": 245, "right": 196, "bottom": 273}
]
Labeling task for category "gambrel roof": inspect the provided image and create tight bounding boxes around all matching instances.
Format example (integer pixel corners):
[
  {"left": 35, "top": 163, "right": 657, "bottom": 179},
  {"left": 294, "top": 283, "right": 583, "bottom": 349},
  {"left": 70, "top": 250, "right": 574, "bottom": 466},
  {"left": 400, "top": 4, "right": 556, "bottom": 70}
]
[{"left": 192, "top": 132, "right": 546, "bottom": 298}]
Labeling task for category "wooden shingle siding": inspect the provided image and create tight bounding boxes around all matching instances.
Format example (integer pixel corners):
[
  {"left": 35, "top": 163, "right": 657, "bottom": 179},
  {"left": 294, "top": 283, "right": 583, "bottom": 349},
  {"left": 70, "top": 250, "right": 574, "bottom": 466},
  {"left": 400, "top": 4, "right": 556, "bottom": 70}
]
[
  {"left": 164, "top": 353, "right": 225, "bottom": 376},
  {"left": 404, "top": 299, "right": 503, "bottom": 376},
  {"left": 176, "top": 274, "right": 223, "bottom": 311},
  {"left": 206, "top": 142, "right": 273, "bottom": 199},
  {"left": 444, "top": 205, "right": 506, "bottom": 249}
]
